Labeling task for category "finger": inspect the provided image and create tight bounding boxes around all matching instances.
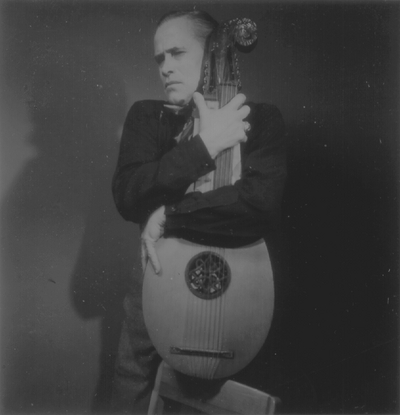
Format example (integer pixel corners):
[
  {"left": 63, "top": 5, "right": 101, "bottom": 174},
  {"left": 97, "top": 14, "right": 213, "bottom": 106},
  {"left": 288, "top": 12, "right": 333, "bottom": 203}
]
[
  {"left": 224, "top": 93, "right": 247, "bottom": 110},
  {"left": 238, "top": 104, "right": 251, "bottom": 119},
  {"left": 241, "top": 134, "right": 248, "bottom": 143},
  {"left": 234, "top": 121, "right": 249, "bottom": 143},
  {"left": 243, "top": 121, "right": 251, "bottom": 133},
  {"left": 145, "top": 239, "right": 161, "bottom": 274},
  {"left": 193, "top": 92, "right": 208, "bottom": 117},
  {"left": 141, "top": 240, "right": 148, "bottom": 272}
]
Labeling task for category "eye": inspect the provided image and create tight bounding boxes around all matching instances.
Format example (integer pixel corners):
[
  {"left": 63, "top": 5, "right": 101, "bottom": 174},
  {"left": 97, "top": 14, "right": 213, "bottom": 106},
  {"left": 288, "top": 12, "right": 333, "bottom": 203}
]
[
  {"left": 172, "top": 50, "right": 184, "bottom": 58},
  {"left": 154, "top": 54, "right": 164, "bottom": 66}
]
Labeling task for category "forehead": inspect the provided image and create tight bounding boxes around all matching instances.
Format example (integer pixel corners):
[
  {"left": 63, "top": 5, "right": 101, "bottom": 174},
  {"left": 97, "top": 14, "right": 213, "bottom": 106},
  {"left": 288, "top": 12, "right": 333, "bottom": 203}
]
[{"left": 154, "top": 17, "right": 197, "bottom": 52}]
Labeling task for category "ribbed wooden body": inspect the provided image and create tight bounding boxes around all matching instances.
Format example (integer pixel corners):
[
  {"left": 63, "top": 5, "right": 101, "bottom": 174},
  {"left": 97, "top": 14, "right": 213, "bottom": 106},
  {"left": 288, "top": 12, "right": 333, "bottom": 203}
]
[{"left": 142, "top": 237, "right": 274, "bottom": 379}]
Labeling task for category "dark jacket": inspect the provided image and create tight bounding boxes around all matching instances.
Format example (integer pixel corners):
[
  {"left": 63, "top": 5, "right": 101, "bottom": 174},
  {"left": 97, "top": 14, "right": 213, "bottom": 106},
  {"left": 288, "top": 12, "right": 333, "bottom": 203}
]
[{"left": 112, "top": 100, "right": 286, "bottom": 248}]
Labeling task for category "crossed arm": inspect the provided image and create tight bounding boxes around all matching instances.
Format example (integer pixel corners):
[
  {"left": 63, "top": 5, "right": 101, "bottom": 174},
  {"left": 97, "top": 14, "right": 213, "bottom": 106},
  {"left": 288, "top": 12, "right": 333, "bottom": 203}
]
[{"left": 112, "top": 95, "right": 287, "bottom": 273}]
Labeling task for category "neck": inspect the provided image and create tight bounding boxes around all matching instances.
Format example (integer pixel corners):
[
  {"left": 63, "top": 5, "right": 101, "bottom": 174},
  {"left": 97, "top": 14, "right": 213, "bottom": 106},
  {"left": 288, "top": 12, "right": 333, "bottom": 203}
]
[{"left": 164, "top": 100, "right": 194, "bottom": 117}]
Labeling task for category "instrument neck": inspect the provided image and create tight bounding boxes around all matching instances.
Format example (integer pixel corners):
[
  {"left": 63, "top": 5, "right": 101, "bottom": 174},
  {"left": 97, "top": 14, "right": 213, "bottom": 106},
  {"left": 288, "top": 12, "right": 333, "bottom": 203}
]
[{"left": 192, "top": 82, "right": 239, "bottom": 190}]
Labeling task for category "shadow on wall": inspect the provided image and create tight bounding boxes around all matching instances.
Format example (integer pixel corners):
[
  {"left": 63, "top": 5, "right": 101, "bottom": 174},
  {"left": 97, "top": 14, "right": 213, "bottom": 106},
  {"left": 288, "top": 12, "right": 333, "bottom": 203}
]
[{"left": 1, "top": 15, "right": 137, "bottom": 412}]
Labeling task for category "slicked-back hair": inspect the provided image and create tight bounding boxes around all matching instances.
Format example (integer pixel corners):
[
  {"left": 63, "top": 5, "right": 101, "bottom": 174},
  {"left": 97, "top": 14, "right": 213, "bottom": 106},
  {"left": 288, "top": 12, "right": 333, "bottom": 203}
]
[{"left": 157, "top": 10, "right": 218, "bottom": 46}]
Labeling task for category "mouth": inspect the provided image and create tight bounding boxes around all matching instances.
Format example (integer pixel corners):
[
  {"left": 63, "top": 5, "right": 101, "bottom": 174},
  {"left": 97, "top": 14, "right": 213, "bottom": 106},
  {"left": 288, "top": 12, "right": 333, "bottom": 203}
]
[{"left": 165, "top": 81, "right": 181, "bottom": 89}]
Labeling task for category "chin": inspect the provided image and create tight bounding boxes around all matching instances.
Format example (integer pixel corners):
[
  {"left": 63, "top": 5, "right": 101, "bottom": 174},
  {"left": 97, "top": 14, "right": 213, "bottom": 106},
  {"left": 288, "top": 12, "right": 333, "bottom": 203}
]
[{"left": 166, "top": 93, "right": 190, "bottom": 107}]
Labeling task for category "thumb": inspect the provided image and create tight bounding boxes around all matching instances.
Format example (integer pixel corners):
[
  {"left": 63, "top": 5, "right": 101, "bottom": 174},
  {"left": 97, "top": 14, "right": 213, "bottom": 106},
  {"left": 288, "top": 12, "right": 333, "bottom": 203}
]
[
  {"left": 145, "top": 239, "right": 161, "bottom": 274},
  {"left": 193, "top": 92, "right": 207, "bottom": 117}
]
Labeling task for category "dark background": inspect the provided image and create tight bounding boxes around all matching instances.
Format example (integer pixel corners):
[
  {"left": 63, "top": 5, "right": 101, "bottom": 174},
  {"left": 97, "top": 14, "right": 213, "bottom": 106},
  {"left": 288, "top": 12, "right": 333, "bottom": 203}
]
[{"left": 1, "top": 1, "right": 398, "bottom": 413}]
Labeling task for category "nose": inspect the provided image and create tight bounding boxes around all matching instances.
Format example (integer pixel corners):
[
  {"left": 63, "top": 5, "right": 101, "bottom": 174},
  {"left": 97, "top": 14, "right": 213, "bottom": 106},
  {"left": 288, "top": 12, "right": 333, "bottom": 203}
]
[{"left": 160, "top": 54, "right": 174, "bottom": 78}]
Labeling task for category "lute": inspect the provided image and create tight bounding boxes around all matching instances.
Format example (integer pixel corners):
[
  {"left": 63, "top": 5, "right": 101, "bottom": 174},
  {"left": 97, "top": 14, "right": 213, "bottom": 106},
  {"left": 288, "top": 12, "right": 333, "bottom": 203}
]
[{"left": 142, "top": 18, "right": 274, "bottom": 379}]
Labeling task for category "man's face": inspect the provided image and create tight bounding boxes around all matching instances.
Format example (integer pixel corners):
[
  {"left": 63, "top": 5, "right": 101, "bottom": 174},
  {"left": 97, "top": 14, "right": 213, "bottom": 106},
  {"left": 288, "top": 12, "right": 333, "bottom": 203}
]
[{"left": 154, "top": 17, "right": 204, "bottom": 106}]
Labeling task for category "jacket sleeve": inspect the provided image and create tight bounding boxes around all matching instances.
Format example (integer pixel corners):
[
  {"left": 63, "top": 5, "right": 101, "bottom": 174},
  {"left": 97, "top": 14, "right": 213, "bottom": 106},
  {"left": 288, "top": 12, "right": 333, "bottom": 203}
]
[
  {"left": 112, "top": 101, "right": 216, "bottom": 224},
  {"left": 163, "top": 103, "right": 287, "bottom": 246},
  {"left": 112, "top": 101, "right": 286, "bottom": 246}
]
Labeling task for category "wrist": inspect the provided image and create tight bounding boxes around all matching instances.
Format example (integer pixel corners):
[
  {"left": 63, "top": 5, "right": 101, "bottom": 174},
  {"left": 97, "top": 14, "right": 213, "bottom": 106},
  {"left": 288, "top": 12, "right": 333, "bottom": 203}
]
[{"left": 199, "top": 133, "right": 219, "bottom": 159}]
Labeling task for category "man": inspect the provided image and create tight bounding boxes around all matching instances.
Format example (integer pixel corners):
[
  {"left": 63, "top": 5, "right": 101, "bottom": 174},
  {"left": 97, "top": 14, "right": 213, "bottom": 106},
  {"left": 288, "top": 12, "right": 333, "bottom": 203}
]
[{"left": 111, "top": 10, "right": 286, "bottom": 413}]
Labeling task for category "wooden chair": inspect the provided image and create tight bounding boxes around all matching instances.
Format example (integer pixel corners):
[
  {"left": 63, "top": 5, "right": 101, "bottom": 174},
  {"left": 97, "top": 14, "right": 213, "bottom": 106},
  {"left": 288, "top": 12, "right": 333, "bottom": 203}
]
[{"left": 148, "top": 361, "right": 280, "bottom": 414}]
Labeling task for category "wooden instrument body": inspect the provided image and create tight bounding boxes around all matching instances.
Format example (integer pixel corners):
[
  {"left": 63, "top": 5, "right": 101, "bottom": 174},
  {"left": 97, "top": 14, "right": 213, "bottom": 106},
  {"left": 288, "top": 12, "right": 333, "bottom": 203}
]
[{"left": 143, "top": 237, "right": 274, "bottom": 379}]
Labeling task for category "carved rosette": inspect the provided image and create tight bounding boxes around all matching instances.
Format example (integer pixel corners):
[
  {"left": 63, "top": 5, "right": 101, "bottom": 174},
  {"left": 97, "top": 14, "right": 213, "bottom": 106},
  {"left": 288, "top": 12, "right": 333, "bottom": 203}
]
[{"left": 185, "top": 251, "right": 231, "bottom": 299}]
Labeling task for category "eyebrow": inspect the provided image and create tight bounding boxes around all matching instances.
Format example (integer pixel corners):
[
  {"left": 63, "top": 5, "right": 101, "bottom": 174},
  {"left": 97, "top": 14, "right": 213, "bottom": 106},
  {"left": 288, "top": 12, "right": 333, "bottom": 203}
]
[{"left": 154, "top": 47, "right": 183, "bottom": 63}]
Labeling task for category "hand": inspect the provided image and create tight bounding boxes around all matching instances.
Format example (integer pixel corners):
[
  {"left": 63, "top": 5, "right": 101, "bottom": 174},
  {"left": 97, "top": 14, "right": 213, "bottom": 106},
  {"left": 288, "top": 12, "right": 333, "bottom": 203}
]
[
  {"left": 193, "top": 92, "right": 251, "bottom": 159},
  {"left": 141, "top": 206, "right": 166, "bottom": 274}
]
